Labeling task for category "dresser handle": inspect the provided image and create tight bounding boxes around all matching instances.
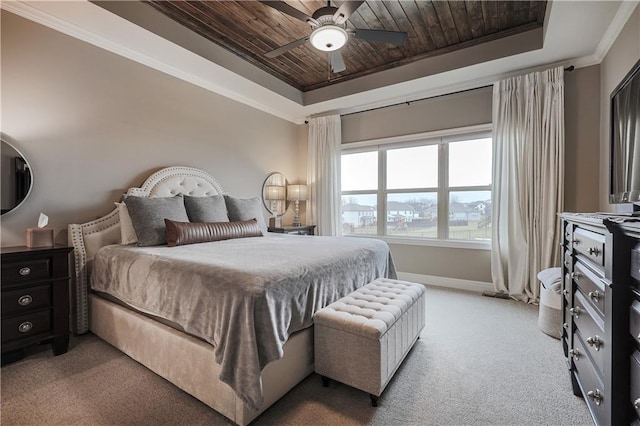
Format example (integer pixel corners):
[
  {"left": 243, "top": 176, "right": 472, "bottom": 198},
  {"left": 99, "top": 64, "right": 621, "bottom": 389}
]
[
  {"left": 18, "top": 321, "right": 33, "bottom": 333},
  {"left": 563, "top": 322, "right": 569, "bottom": 329},
  {"left": 18, "top": 295, "right": 33, "bottom": 306},
  {"left": 587, "top": 247, "right": 601, "bottom": 256},
  {"left": 586, "top": 335, "right": 602, "bottom": 351},
  {"left": 569, "top": 348, "right": 581, "bottom": 360},
  {"left": 634, "top": 398, "right": 640, "bottom": 410},
  {"left": 569, "top": 307, "right": 581, "bottom": 318},
  {"left": 570, "top": 272, "right": 581, "bottom": 280},
  {"left": 573, "top": 239, "right": 581, "bottom": 245},
  {"left": 588, "top": 290, "right": 600, "bottom": 303},
  {"left": 562, "top": 289, "right": 569, "bottom": 296},
  {"left": 587, "top": 389, "right": 603, "bottom": 406},
  {"left": 19, "top": 267, "right": 31, "bottom": 276}
]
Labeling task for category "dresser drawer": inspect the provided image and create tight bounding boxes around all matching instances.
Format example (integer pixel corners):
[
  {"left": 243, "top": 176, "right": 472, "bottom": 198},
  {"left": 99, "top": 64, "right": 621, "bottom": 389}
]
[
  {"left": 1, "top": 309, "right": 52, "bottom": 342},
  {"left": 572, "top": 336, "right": 607, "bottom": 425},
  {"left": 573, "top": 261, "right": 605, "bottom": 316},
  {"left": 632, "top": 300, "right": 640, "bottom": 346},
  {"left": 573, "top": 228, "right": 605, "bottom": 267},
  {"left": 632, "top": 244, "right": 640, "bottom": 283},
  {"left": 632, "top": 351, "right": 640, "bottom": 420},
  {"left": 574, "top": 292, "right": 605, "bottom": 372},
  {"left": 1, "top": 258, "right": 51, "bottom": 284},
  {"left": 1, "top": 284, "right": 52, "bottom": 315}
]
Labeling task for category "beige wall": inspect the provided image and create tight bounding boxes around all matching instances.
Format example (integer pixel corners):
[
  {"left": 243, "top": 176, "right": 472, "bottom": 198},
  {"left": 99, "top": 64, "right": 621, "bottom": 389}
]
[
  {"left": 0, "top": 12, "right": 304, "bottom": 247},
  {"left": 599, "top": 5, "right": 640, "bottom": 212},
  {"left": 564, "top": 65, "right": 601, "bottom": 213}
]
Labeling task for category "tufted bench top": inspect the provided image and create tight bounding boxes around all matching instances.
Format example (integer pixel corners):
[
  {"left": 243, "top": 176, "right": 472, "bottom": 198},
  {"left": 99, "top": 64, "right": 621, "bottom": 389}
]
[{"left": 314, "top": 278, "right": 426, "bottom": 340}]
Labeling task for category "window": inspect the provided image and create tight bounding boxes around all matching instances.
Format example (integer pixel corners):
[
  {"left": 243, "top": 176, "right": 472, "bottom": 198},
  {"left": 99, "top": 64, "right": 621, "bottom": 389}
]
[{"left": 341, "top": 126, "right": 492, "bottom": 244}]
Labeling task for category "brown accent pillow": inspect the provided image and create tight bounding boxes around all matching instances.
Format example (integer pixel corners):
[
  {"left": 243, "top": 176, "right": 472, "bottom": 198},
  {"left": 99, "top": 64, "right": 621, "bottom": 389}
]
[{"left": 165, "top": 219, "right": 263, "bottom": 247}]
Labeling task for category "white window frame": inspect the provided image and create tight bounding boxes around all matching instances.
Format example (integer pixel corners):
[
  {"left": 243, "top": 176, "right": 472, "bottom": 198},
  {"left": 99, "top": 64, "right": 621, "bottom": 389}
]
[{"left": 341, "top": 124, "right": 492, "bottom": 250}]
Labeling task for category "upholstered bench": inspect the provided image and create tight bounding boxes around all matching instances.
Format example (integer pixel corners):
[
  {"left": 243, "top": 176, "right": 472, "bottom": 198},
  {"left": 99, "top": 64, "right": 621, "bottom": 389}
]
[{"left": 313, "top": 278, "right": 426, "bottom": 406}]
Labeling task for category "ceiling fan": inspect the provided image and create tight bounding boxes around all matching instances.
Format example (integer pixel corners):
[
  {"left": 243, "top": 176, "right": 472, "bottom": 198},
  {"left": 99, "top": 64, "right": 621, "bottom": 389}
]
[{"left": 261, "top": 1, "right": 408, "bottom": 73}]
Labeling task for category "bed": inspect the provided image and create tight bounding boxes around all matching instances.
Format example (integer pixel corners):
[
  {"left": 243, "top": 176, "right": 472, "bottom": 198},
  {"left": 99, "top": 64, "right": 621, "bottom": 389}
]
[{"left": 68, "top": 166, "right": 396, "bottom": 425}]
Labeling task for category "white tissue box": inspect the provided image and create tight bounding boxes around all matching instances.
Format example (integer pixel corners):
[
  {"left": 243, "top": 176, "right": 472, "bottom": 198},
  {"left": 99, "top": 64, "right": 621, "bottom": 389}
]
[{"left": 25, "top": 228, "right": 54, "bottom": 248}]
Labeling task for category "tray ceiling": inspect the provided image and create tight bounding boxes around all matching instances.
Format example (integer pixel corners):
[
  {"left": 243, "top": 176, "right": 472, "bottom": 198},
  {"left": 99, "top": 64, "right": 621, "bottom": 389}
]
[{"left": 143, "top": 1, "right": 547, "bottom": 92}]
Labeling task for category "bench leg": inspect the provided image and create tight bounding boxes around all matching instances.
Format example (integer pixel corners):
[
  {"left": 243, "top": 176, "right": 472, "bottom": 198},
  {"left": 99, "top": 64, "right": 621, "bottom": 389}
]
[
  {"left": 370, "top": 394, "right": 379, "bottom": 407},
  {"left": 321, "top": 376, "right": 330, "bottom": 387}
]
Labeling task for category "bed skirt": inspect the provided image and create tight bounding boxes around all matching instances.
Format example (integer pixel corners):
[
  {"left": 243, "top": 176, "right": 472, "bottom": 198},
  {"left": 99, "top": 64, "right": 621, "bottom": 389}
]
[{"left": 89, "top": 294, "right": 314, "bottom": 425}]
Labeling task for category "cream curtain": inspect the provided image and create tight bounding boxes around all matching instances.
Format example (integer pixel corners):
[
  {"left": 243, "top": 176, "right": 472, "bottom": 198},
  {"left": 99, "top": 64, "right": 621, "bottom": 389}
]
[
  {"left": 307, "top": 115, "right": 342, "bottom": 236},
  {"left": 491, "top": 66, "right": 565, "bottom": 303}
]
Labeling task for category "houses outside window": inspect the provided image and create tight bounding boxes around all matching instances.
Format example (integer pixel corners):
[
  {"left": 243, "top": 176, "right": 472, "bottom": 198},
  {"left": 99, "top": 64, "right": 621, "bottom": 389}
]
[{"left": 340, "top": 125, "right": 492, "bottom": 244}]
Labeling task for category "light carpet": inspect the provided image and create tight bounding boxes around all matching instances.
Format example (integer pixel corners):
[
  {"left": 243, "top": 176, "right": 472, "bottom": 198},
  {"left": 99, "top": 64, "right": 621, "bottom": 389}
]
[{"left": 1, "top": 286, "right": 592, "bottom": 425}]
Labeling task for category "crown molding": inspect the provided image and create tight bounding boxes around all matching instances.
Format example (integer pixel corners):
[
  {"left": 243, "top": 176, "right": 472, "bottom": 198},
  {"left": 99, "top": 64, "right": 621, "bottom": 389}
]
[{"left": 593, "top": 0, "right": 639, "bottom": 62}]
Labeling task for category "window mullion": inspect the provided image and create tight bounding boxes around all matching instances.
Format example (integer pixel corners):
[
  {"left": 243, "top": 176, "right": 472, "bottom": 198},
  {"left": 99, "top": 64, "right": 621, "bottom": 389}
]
[
  {"left": 437, "top": 141, "right": 448, "bottom": 239},
  {"left": 378, "top": 149, "right": 386, "bottom": 236}
]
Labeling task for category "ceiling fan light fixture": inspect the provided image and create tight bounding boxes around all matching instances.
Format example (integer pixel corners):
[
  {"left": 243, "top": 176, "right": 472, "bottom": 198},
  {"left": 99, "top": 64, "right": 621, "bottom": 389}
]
[{"left": 309, "top": 25, "right": 348, "bottom": 52}]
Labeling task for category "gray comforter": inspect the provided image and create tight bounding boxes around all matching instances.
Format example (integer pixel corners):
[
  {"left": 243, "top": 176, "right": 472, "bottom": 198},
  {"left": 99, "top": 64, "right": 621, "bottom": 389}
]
[{"left": 91, "top": 234, "right": 396, "bottom": 410}]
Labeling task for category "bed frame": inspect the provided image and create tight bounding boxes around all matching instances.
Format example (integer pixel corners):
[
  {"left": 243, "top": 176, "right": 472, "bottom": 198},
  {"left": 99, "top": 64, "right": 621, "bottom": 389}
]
[{"left": 68, "top": 166, "right": 314, "bottom": 425}]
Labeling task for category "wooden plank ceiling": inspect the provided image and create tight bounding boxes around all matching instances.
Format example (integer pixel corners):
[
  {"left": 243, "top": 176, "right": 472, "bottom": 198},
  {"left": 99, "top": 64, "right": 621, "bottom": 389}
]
[{"left": 145, "top": 1, "right": 547, "bottom": 92}]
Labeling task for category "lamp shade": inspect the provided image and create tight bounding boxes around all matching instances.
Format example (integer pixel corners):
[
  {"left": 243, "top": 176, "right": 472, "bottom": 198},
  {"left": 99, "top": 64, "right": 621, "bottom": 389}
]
[
  {"left": 264, "top": 185, "right": 285, "bottom": 200},
  {"left": 287, "top": 184, "right": 308, "bottom": 201}
]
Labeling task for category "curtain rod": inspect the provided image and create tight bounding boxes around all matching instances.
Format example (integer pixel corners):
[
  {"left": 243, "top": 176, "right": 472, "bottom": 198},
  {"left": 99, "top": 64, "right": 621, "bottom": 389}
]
[{"left": 305, "top": 65, "right": 575, "bottom": 123}]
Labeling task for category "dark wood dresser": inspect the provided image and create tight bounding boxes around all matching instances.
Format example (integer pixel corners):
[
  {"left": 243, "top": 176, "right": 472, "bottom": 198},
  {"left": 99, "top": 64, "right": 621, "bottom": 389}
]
[
  {"left": 268, "top": 225, "right": 316, "bottom": 235},
  {"left": 1, "top": 245, "right": 73, "bottom": 363},
  {"left": 560, "top": 213, "right": 639, "bottom": 425}
]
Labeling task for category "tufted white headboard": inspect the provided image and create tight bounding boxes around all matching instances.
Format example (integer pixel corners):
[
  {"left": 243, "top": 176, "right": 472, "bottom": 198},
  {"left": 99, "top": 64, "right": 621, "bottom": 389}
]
[{"left": 68, "top": 166, "right": 225, "bottom": 334}]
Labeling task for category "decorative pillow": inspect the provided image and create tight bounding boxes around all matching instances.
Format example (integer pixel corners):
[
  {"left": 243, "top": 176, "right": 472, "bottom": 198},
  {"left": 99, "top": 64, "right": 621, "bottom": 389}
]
[
  {"left": 184, "top": 195, "right": 229, "bottom": 223},
  {"left": 116, "top": 202, "right": 138, "bottom": 245},
  {"left": 165, "top": 219, "right": 263, "bottom": 247},
  {"left": 123, "top": 195, "right": 189, "bottom": 246},
  {"left": 223, "top": 196, "right": 267, "bottom": 235}
]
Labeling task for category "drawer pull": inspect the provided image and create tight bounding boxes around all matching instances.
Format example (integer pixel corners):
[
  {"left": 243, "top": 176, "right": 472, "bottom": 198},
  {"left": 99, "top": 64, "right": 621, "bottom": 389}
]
[
  {"left": 588, "top": 290, "right": 600, "bottom": 303},
  {"left": 18, "top": 321, "right": 33, "bottom": 333},
  {"left": 586, "top": 389, "right": 603, "bottom": 406},
  {"left": 569, "top": 307, "right": 581, "bottom": 318},
  {"left": 587, "top": 247, "right": 601, "bottom": 256},
  {"left": 634, "top": 398, "right": 640, "bottom": 410},
  {"left": 569, "top": 348, "right": 581, "bottom": 360},
  {"left": 18, "top": 295, "right": 33, "bottom": 306},
  {"left": 586, "top": 335, "right": 602, "bottom": 351},
  {"left": 570, "top": 272, "right": 581, "bottom": 280},
  {"left": 573, "top": 239, "right": 581, "bottom": 245},
  {"left": 19, "top": 267, "right": 31, "bottom": 276},
  {"left": 562, "top": 289, "right": 569, "bottom": 296},
  {"left": 563, "top": 322, "right": 568, "bottom": 329}
]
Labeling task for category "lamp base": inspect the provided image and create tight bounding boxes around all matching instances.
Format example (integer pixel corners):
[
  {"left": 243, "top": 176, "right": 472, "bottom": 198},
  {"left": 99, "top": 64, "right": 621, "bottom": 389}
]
[{"left": 292, "top": 200, "right": 302, "bottom": 227}]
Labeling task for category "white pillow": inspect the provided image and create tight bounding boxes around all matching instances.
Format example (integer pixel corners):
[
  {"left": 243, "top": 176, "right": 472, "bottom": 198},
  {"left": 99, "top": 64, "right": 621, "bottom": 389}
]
[{"left": 116, "top": 202, "right": 138, "bottom": 245}]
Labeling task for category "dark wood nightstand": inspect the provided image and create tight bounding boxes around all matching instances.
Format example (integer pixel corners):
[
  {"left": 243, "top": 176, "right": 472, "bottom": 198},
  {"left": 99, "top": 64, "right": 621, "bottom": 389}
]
[
  {"left": 268, "top": 225, "right": 316, "bottom": 235},
  {"left": 1, "top": 245, "right": 73, "bottom": 363}
]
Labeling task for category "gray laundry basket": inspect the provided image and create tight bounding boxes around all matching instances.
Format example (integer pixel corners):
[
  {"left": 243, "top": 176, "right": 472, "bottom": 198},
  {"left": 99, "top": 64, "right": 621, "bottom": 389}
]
[{"left": 537, "top": 267, "right": 562, "bottom": 339}]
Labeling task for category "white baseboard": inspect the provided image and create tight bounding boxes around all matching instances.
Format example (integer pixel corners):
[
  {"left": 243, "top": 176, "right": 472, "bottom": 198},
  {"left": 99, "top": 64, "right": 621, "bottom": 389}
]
[{"left": 397, "top": 272, "right": 493, "bottom": 293}]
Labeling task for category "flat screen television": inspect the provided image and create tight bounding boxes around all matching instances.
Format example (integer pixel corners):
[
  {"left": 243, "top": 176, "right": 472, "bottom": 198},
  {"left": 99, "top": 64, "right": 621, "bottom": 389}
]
[{"left": 610, "top": 58, "right": 640, "bottom": 212}]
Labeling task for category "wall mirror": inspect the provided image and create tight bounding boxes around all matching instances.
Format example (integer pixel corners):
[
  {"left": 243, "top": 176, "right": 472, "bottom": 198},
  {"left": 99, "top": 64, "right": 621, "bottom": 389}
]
[
  {"left": 262, "top": 172, "right": 287, "bottom": 217},
  {"left": 1, "top": 139, "right": 33, "bottom": 216}
]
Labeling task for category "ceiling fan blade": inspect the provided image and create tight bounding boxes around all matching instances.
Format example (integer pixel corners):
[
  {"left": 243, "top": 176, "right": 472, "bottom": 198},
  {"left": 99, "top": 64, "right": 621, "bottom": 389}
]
[
  {"left": 350, "top": 28, "right": 408, "bottom": 45},
  {"left": 329, "top": 51, "right": 346, "bottom": 73},
  {"left": 333, "top": 1, "right": 365, "bottom": 25},
  {"left": 265, "top": 37, "right": 309, "bottom": 58},
  {"left": 260, "top": 1, "right": 317, "bottom": 26}
]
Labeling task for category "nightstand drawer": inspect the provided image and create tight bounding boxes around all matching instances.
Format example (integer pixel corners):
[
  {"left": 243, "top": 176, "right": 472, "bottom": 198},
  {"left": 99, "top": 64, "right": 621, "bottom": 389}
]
[
  {"left": 1, "top": 309, "right": 52, "bottom": 342},
  {"left": 1, "top": 258, "right": 51, "bottom": 283},
  {"left": 2, "top": 284, "right": 52, "bottom": 315}
]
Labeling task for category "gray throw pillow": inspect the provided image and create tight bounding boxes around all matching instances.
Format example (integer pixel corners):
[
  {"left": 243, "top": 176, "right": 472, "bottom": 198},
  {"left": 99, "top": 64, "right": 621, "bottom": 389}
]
[
  {"left": 223, "top": 196, "right": 267, "bottom": 235},
  {"left": 123, "top": 195, "right": 189, "bottom": 246},
  {"left": 184, "top": 195, "right": 229, "bottom": 223}
]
